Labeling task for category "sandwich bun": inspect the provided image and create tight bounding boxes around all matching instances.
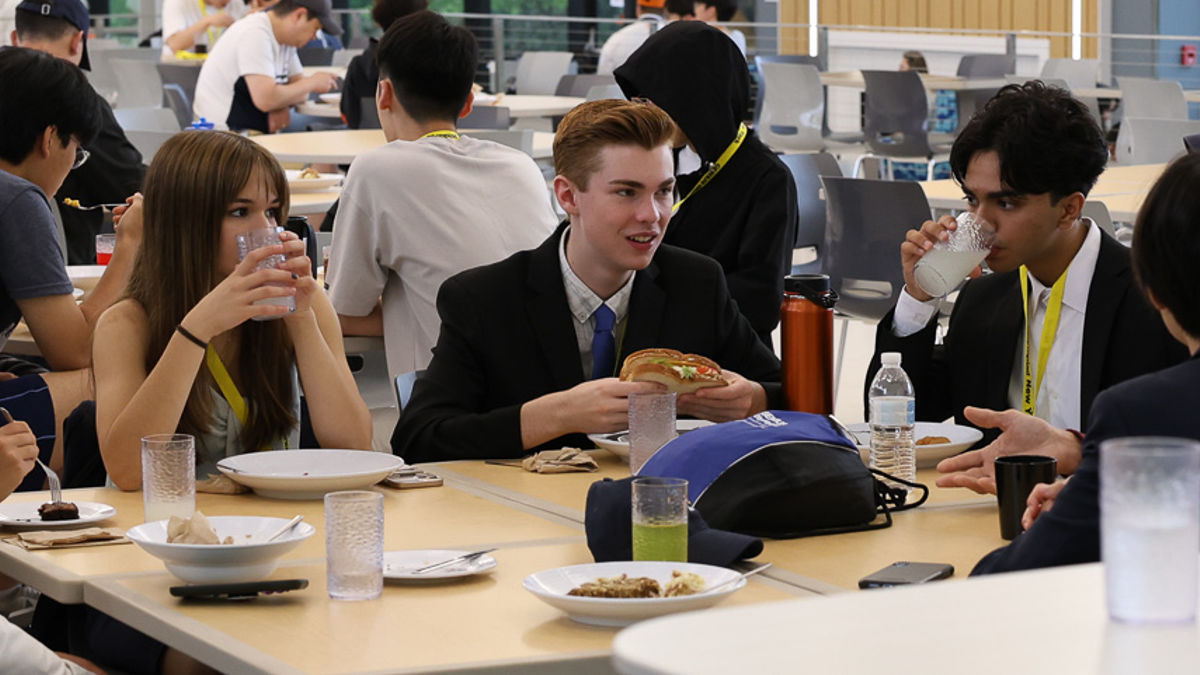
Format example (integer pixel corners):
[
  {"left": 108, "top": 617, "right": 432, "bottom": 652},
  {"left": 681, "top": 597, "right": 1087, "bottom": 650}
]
[{"left": 619, "top": 348, "right": 729, "bottom": 394}]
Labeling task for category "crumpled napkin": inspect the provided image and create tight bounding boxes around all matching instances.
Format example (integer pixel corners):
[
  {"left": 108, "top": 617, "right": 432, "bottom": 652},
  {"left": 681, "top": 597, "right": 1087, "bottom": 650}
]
[
  {"left": 522, "top": 448, "right": 599, "bottom": 474},
  {"left": 197, "top": 473, "right": 249, "bottom": 494},
  {"left": 8, "top": 527, "right": 127, "bottom": 550}
]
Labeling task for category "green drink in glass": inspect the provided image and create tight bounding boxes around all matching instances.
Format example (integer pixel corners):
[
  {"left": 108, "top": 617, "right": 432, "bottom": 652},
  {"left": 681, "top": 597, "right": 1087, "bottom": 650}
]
[{"left": 632, "top": 477, "right": 688, "bottom": 562}]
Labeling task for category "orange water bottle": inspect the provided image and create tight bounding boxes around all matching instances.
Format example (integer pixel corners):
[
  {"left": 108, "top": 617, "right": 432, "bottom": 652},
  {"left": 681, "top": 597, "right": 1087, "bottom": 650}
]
[{"left": 781, "top": 274, "right": 838, "bottom": 414}]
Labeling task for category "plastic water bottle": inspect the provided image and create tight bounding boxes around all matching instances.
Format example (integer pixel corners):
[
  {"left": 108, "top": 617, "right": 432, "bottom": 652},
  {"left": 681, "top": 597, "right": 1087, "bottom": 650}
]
[{"left": 869, "top": 352, "right": 916, "bottom": 490}]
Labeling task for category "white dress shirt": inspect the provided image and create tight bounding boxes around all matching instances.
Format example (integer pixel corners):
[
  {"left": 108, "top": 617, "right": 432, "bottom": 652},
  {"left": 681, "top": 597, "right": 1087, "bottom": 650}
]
[
  {"left": 558, "top": 227, "right": 635, "bottom": 379},
  {"left": 892, "top": 219, "right": 1102, "bottom": 429}
]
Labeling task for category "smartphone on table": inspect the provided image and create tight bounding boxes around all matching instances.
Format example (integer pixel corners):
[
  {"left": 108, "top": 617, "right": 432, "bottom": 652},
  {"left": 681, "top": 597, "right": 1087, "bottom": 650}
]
[
  {"left": 858, "top": 562, "right": 954, "bottom": 589},
  {"left": 170, "top": 579, "right": 308, "bottom": 600}
]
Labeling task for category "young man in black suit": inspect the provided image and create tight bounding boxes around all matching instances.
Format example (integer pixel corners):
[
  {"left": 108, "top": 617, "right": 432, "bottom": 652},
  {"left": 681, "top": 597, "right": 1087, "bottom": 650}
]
[
  {"left": 972, "top": 152, "right": 1200, "bottom": 573},
  {"left": 392, "top": 100, "right": 782, "bottom": 463},
  {"left": 868, "top": 82, "right": 1185, "bottom": 492}
]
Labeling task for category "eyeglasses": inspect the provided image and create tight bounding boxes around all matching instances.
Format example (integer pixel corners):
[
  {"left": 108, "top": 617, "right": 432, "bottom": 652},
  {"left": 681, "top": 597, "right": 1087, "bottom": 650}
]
[{"left": 72, "top": 146, "right": 90, "bottom": 170}]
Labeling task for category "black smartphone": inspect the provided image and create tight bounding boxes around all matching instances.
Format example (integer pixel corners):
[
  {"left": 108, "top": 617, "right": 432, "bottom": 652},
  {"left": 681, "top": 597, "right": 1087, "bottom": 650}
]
[
  {"left": 858, "top": 562, "right": 954, "bottom": 589},
  {"left": 170, "top": 579, "right": 308, "bottom": 600}
]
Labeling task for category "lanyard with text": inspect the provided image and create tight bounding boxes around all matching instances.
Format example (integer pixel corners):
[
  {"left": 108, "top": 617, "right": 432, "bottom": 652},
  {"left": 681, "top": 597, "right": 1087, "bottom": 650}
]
[
  {"left": 1019, "top": 265, "right": 1068, "bottom": 417},
  {"left": 672, "top": 123, "right": 747, "bottom": 215},
  {"left": 420, "top": 130, "right": 460, "bottom": 140}
]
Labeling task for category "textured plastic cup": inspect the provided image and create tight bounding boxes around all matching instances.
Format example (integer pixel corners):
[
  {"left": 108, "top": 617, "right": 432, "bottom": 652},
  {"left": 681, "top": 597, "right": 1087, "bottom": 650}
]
[
  {"left": 141, "top": 434, "right": 196, "bottom": 523},
  {"left": 235, "top": 227, "right": 295, "bottom": 320},
  {"left": 95, "top": 233, "right": 116, "bottom": 265},
  {"left": 994, "top": 455, "right": 1058, "bottom": 540},
  {"left": 1102, "top": 437, "right": 1200, "bottom": 624},
  {"left": 628, "top": 392, "right": 677, "bottom": 474},
  {"left": 632, "top": 477, "right": 688, "bottom": 562},
  {"left": 913, "top": 211, "right": 995, "bottom": 298},
  {"left": 325, "top": 490, "right": 384, "bottom": 601}
]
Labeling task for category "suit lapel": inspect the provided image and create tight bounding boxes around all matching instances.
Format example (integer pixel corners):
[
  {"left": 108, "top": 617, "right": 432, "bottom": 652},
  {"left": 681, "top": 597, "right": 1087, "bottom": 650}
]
[
  {"left": 618, "top": 259, "right": 665, "bottom": 362},
  {"left": 983, "top": 273, "right": 1023, "bottom": 410},
  {"left": 525, "top": 225, "right": 587, "bottom": 388},
  {"left": 1080, "top": 233, "right": 1129, "bottom": 420}
]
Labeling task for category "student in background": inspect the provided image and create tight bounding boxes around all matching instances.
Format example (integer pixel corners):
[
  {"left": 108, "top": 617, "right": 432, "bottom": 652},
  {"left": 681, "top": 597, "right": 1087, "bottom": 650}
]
[
  {"left": 339, "top": 0, "right": 427, "bottom": 129},
  {"left": 160, "top": 0, "right": 248, "bottom": 59}
]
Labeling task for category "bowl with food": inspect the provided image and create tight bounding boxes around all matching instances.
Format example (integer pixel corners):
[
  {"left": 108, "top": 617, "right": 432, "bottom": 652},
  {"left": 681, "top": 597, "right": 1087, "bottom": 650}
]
[{"left": 126, "top": 513, "right": 315, "bottom": 583}]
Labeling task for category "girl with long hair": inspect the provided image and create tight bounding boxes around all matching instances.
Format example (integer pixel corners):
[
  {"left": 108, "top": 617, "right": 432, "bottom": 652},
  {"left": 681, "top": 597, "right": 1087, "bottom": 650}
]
[{"left": 94, "top": 131, "right": 371, "bottom": 490}]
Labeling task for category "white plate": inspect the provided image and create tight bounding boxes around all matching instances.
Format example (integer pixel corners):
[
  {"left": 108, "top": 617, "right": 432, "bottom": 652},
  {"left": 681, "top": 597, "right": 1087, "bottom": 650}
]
[
  {"left": 316, "top": 93, "right": 341, "bottom": 105},
  {"left": 216, "top": 449, "right": 405, "bottom": 499},
  {"left": 588, "top": 419, "right": 715, "bottom": 460},
  {"left": 126, "top": 516, "right": 315, "bottom": 584},
  {"left": 523, "top": 561, "right": 746, "bottom": 627},
  {"left": 285, "top": 169, "right": 342, "bottom": 192},
  {"left": 383, "top": 549, "right": 498, "bottom": 581},
  {"left": 0, "top": 501, "right": 117, "bottom": 529},
  {"left": 845, "top": 422, "right": 984, "bottom": 468}
]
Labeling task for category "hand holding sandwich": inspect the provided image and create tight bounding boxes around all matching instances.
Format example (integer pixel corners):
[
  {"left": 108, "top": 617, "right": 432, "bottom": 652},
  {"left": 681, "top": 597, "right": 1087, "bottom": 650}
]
[{"left": 676, "top": 370, "right": 767, "bottom": 422}]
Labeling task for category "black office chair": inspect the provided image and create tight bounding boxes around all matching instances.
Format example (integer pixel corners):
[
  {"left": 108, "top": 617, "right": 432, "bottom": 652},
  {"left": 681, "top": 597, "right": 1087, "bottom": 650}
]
[
  {"left": 856, "top": 70, "right": 954, "bottom": 179},
  {"left": 779, "top": 152, "right": 842, "bottom": 275},
  {"left": 297, "top": 46, "right": 335, "bottom": 66}
]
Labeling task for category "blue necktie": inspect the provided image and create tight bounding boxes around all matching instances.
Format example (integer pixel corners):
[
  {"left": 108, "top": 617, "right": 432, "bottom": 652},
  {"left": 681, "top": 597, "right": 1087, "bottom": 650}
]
[{"left": 591, "top": 304, "right": 616, "bottom": 379}]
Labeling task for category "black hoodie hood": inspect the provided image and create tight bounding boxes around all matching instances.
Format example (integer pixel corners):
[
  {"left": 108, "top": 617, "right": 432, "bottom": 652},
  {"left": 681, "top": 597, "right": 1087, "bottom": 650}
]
[{"left": 614, "top": 21, "right": 749, "bottom": 163}]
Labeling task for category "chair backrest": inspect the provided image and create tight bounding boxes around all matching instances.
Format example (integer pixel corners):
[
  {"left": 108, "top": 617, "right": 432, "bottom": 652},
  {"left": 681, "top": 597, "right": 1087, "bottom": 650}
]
[
  {"left": 1040, "top": 58, "right": 1100, "bottom": 89},
  {"left": 114, "top": 106, "right": 182, "bottom": 132},
  {"left": 555, "top": 73, "right": 616, "bottom": 97},
  {"left": 514, "top": 51, "right": 575, "bottom": 95},
  {"left": 359, "top": 97, "right": 381, "bottom": 129},
  {"left": 1116, "top": 76, "right": 1187, "bottom": 121},
  {"left": 459, "top": 105, "right": 511, "bottom": 129},
  {"left": 332, "top": 48, "right": 364, "bottom": 67},
  {"left": 779, "top": 152, "right": 842, "bottom": 275},
  {"left": 283, "top": 216, "right": 319, "bottom": 278},
  {"left": 111, "top": 58, "right": 164, "bottom": 109},
  {"left": 156, "top": 62, "right": 201, "bottom": 106},
  {"left": 821, "top": 176, "right": 931, "bottom": 320},
  {"left": 753, "top": 54, "right": 825, "bottom": 134},
  {"left": 861, "top": 70, "right": 934, "bottom": 159},
  {"left": 956, "top": 53, "right": 1014, "bottom": 78},
  {"left": 1081, "top": 200, "right": 1115, "bottom": 237},
  {"left": 162, "top": 84, "right": 192, "bottom": 129},
  {"left": 394, "top": 370, "right": 425, "bottom": 411},
  {"left": 1115, "top": 117, "right": 1200, "bottom": 165},
  {"left": 124, "top": 130, "right": 177, "bottom": 163},
  {"left": 586, "top": 83, "right": 625, "bottom": 101},
  {"left": 297, "top": 46, "right": 335, "bottom": 66},
  {"left": 462, "top": 129, "right": 534, "bottom": 155},
  {"left": 1184, "top": 132, "right": 1200, "bottom": 153},
  {"left": 754, "top": 60, "right": 825, "bottom": 153}
]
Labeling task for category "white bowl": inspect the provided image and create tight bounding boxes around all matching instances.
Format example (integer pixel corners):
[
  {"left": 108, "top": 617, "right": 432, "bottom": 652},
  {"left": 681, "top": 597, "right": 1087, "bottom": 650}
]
[
  {"left": 523, "top": 561, "right": 746, "bottom": 627},
  {"left": 217, "top": 449, "right": 404, "bottom": 499},
  {"left": 126, "top": 516, "right": 316, "bottom": 583},
  {"left": 846, "top": 421, "right": 984, "bottom": 468}
]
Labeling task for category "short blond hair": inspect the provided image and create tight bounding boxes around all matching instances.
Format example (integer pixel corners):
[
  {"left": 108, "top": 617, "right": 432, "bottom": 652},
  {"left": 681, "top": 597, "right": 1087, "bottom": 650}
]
[{"left": 553, "top": 99, "right": 676, "bottom": 189}]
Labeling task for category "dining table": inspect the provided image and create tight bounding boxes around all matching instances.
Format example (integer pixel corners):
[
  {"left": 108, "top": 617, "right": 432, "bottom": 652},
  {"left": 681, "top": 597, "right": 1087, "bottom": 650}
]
[
  {"left": 252, "top": 128, "right": 555, "bottom": 164},
  {"left": 295, "top": 94, "right": 585, "bottom": 121}
]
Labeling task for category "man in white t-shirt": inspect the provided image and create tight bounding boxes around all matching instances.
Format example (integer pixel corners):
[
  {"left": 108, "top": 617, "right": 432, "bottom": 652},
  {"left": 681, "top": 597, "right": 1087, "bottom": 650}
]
[
  {"left": 596, "top": 0, "right": 666, "bottom": 76},
  {"left": 327, "top": 10, "right": 558, "bottom": 382},
  {"left": 192, "top": 0, "right": 339, "bottom": 132},
  {"left": 160, "top": 0, "right": 248, "bottom": 59}
]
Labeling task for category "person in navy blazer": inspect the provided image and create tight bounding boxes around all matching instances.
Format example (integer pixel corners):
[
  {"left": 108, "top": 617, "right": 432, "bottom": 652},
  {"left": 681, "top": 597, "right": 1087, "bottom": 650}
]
[
  {"left": 392, "top": 100, "right": 781, "bottom": 464},
  {"left": 972, "top": 152, "right": 1200, "bottom": 574}
]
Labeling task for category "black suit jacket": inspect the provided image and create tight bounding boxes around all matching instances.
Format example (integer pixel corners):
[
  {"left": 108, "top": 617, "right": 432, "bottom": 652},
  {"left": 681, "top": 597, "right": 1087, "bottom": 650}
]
[
  {"left": 391, "top": 226, "right": 783, "bottom": 463},
  {"left": 973, "top": 353, "right": 1200, "bottom": 574},
  {"left": 868, "top": 230, "right": 1187, "bottom": 440}
]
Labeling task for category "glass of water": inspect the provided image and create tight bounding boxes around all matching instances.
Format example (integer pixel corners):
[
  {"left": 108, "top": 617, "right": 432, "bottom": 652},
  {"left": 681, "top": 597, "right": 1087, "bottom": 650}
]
[
  {"left": 628, "top": 392, "right": 677, "bottom": 474},
  {"left": 325, "top": 490, "right": 384, "bottom": 601},
  {"left": 141, "top": 434, "right": 195, "bottom": 523},
  {"left": 913, "top": 211, "right": 995, "bottom": 298},
  {"left": 1102, "top": 437, "right": 1200, "bottom": 624},
  {"left": 235, "top": 227, "right": 295, "bottom": 320}
]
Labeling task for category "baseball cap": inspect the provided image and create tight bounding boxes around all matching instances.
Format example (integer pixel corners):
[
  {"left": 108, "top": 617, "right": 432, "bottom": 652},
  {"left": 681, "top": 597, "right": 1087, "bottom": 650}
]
[
  {"left": 16, "top": 0, "right": 90, "bottom": 70},
  {"left": 293, "top": 0, "right": 343, "bottom": 37}
]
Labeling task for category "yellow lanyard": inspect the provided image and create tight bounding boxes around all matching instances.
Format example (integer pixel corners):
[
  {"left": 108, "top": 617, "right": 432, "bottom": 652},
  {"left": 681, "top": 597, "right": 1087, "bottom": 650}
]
[
  {"left": 205, "top": 345, "right": 248, "bottom": 428},
  {"left": 420, "top": 130, "right": 460, "bottom": 140},
  {"left": 197, "top": 0, "right": 218, "bottom": 52},
  {"left": 672, "top": 123, "right": 747, "bottom": 215},
  {"left": 1019, "top": 265, "right": 1068, "bottom": 417}
]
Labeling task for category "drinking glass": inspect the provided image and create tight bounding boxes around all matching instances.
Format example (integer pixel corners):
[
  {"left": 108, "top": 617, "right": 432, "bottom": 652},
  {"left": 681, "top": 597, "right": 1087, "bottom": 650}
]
[
  {"left": 994, "top": 455, "right": 1058, "bottom": 540},
  {"left": 631, "top": 477, "right": 688, "bottom": 562},
  {"left": 141, "top": 434, "right": 195, "bottom": 522},
  {"left": 235, "top": 227, "right": 295, "bottom": 320},
  {"left": 95, "top": 233, "right": 116, "bottom": 266},
  {"left": 913, "top": 211, "right": 995, "bottom": 298},
  {"left": 325, "top": 490, "right": 384, "bottom": 601},
  {"left": 628, "top": 392, "right": 676, "bottom": 474},
  {"left": 1102, "top": 437, "right": 1200, "bottom": 624}
]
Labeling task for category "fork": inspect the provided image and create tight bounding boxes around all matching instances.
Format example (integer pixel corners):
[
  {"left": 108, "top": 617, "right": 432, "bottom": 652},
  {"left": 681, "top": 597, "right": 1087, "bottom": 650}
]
[
  {"left": 61, "top": 200, "right": 125, "bottom": 211},
  {"left": 412, "top": 548, "right": 497, "bottom": 575},
  {"left": 0, "top": 407, "right": 61, "bottom": 502}
]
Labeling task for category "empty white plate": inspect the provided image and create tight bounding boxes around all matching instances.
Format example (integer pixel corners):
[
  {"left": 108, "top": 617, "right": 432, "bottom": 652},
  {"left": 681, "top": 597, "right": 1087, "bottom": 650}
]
[
  {"left": 383, "top": 549, "right": 498, "bottom": 581},
  {"left": 216, "top": 449, "right": 404, "bottom": 499}
]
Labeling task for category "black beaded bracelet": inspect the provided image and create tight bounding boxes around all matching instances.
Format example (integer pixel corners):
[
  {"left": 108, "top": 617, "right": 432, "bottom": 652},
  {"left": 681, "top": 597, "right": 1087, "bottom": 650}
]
[{"left": 175, "top": 324, "right": 208, "bottom": 350}]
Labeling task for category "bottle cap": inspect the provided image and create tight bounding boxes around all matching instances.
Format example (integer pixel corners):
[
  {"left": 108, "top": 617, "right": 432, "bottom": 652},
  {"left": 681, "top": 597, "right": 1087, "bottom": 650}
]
[
  {"left": 784, "top": 274, "right": 838, "bottom": 308},
  {"left": 881, "top": 352, "right": 901, "bottom": 367}
]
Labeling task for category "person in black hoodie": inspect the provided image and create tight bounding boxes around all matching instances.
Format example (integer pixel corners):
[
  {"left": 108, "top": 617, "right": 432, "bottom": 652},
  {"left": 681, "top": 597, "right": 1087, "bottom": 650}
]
[
  {"left": 614, "top": 21, "right": 797, "bottom": 349},
  {"left": 339, "top": 0, "right": 427, "bottom": 128}
]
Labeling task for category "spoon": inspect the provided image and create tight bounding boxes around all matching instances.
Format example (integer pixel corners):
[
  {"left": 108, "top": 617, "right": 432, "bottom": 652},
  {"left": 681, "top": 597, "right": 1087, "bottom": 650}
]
[
  {"left": 704, "top": 562, "right": 772, "bottom": 595},
  {"left": 265, "top": 515, "right": 304, "bottom": 542}
]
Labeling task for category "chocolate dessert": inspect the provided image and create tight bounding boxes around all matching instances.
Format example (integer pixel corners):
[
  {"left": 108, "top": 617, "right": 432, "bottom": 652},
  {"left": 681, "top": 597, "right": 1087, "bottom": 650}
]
[{"left": 38, "top": 501, "right": 80, "bottom": 521}]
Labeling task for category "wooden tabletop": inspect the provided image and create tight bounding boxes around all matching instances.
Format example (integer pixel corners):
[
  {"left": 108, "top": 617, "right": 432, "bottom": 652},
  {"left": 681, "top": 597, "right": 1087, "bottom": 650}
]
[
  {"left": 297, "top": 94, "right": 584, "bottom": 121},
  {"left": 820, "top": 71, "right": 1006, "bottom": 91},
  {"left": 253, "top": 128, "right": 554, "bottom": 164}
]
